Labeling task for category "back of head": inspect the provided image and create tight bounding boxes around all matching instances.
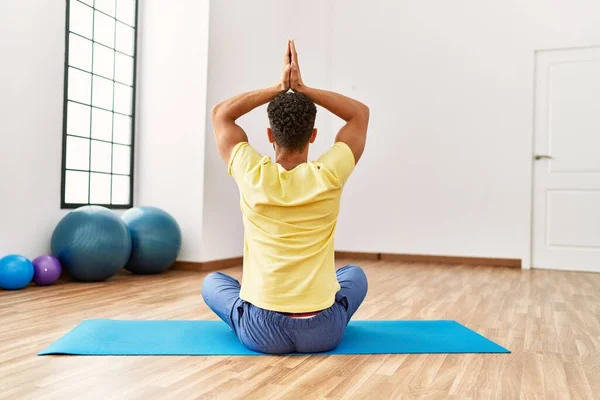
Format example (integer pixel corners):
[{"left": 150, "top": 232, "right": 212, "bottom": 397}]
[{"left": 267, "top": 92, "right": 317, "bottom": 151}]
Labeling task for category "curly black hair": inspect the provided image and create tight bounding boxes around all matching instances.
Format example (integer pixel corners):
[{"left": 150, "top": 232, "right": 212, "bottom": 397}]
[{"left": 267, "top": 92, "right": 317, "bottom": 151}]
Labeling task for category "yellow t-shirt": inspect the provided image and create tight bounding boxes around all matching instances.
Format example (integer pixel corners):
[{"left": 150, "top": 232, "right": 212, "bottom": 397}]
[{"left": 228, "top": 141, "right": 355, "bottom": 313}]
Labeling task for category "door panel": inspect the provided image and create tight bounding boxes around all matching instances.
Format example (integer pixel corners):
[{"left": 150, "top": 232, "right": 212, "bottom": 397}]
[
  {"left": 546, "top": 190, "right": 600, "bottom": 248},
  {"left": 532, "top": 47, "right": 600, "bottom": 272},
  {"left": 549, "top": 59, "right": 600, "bottom": 173}
]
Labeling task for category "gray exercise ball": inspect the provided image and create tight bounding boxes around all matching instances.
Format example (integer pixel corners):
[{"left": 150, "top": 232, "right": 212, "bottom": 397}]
[
  {"left": 122, "top": 207, "right": 182, "bottom": 274},
  {"left": 51, "top": 206, "right": 132, "bottom": 282}
]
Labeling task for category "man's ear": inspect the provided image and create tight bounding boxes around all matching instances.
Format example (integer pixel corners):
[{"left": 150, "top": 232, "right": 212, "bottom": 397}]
[
  {"left": 309, "top": 128, "right": 318, "bottom": 144},
  {"left": 267, "top": 127, "right": 275, "bottom": 143}
]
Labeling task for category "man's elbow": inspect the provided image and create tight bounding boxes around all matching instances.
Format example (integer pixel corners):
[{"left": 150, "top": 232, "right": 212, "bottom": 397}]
[
  {"left": 354, "top": 103, "right": 369, "bottom": 125},
  {"left": 360, "top": 103, "right": 370, "bottom": 121},
  {"left": 211, "top": 103, "right": 235, "bottom": 125},
  {"left": 210, "top": 103, "right": 223, "bottom": 120}
]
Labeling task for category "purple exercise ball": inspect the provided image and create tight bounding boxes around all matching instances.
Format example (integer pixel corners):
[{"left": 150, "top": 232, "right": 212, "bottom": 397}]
[{"left": 32, "top": 255, "right": 62, "bottom": 286}]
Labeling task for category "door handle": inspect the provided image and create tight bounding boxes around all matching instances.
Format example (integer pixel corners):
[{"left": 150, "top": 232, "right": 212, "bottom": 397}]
[{"left": 534, "top": 154, "right": 552, "bottom": 160}]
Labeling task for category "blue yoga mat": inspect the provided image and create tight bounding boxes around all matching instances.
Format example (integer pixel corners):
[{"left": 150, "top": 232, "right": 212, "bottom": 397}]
[{"left": 39, "top": 319, "right": 509, "bottom": 356}]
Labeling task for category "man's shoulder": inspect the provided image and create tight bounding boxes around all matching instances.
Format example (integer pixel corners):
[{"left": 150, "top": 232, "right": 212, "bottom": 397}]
[
  {"left": 229, "top": 142, "right": 269, "bottom": 179},
  {"left": 316, "top": 142, "right": 356, "bottom": 186}
]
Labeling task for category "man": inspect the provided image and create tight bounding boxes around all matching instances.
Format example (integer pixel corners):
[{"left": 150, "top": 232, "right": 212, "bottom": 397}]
[{"left": 202, "top": 40, "right": 370, "bottom": 354}]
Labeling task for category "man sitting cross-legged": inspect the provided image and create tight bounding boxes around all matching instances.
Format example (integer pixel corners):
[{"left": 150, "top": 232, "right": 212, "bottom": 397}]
[{"left": 202, "top": 40, "right": 370, "bottom": 354}]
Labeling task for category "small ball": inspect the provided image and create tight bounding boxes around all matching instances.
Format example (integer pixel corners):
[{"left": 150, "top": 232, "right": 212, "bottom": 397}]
[
  {"left": 0, "top": 255, "right": 34, "bottom": 290},
  {"left": 32, "top": 255, "right": 62, "bottom": 286}
]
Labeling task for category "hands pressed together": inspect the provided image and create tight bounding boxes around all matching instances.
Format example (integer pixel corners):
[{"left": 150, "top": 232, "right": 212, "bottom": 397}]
[
  {"left": 278, "top": 40, "right": 305, "bottom": 92},
  {"left": 211, "top": 38, "right": 368, "bottom": 165},
  {"left": 275, "top": 39, "right": 369, "bottom": 163}
]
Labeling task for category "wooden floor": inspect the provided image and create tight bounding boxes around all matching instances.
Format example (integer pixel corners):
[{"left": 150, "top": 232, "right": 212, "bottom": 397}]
[{"left": 1, "top": 259, "right": 600, "bottom": 399}]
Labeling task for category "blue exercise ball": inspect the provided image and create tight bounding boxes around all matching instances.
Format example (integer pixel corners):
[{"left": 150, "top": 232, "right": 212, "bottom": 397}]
[
  {"left": 51, "top": 206, "right": 131, "bottom": 282},
  {"left": 122, "top": 207, "right": 182, "bottom": 274},
  {"left": 0, "top": 255, "right": 34, "bottom": 290}
]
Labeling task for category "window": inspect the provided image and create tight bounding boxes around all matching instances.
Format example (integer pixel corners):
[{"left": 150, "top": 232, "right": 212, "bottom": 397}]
[{"left": 61, "top": 0, "right": 138, "bottom": 209}]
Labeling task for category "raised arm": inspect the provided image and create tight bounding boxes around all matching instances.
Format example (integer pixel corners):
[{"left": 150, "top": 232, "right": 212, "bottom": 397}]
[
  {"left": 211, "top": 41, "right": 292, "bottom": 163},
  {"left": 289, "top": 40, "right": 369, "bottom": 163}
]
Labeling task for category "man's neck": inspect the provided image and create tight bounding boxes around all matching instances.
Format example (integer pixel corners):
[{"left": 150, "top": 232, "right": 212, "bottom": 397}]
[{"left": 275, "top": 147, "right": 309, "bottom": 171}]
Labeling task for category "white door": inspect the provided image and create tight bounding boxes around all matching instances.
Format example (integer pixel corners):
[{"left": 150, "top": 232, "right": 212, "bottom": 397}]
[{"left": 532, "top": 47, "right": 600, "bottom": 272}]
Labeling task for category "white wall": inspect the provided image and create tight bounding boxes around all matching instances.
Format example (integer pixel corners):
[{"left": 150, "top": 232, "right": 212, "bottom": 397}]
[
  {"left": 200, "top": 0, "right": 600, "bottom": 265},
  {"left": 331, "top": 0, "right": 600, "bottom": 266},
  {"left": 0, "top": 1, "right": 68, "bottom": 259},
  {"left": 200, "top": 0, "right": 335, "bottom": 261},
  {"left": 7, "top": 1, "right": 594, "bottom": 265},
  {"left": 136, "top": 0, "right": 210, "bottom": 261}
]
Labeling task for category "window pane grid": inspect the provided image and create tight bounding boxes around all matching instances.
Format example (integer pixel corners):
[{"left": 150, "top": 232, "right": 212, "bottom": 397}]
[
  {"left": 65, "top": 168, "right": 131, "bottom": 178},
  {"left": 62, "top": 0, "right": 137, "bottom": 209},
  {"left": 69, "top": 64, "right": 134, "bottom": 89},
  {"left": 67, "top": 133, "right": 114, "bottom": 145},
  {"left": 70, "top": 31, "right": 135, "bottom": 59},
  {"left": 73, "top": 0, "right": 136, "bottom": 29},
  {"left": 68, "top": 99, "right": 133, "bottom": 117}
]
